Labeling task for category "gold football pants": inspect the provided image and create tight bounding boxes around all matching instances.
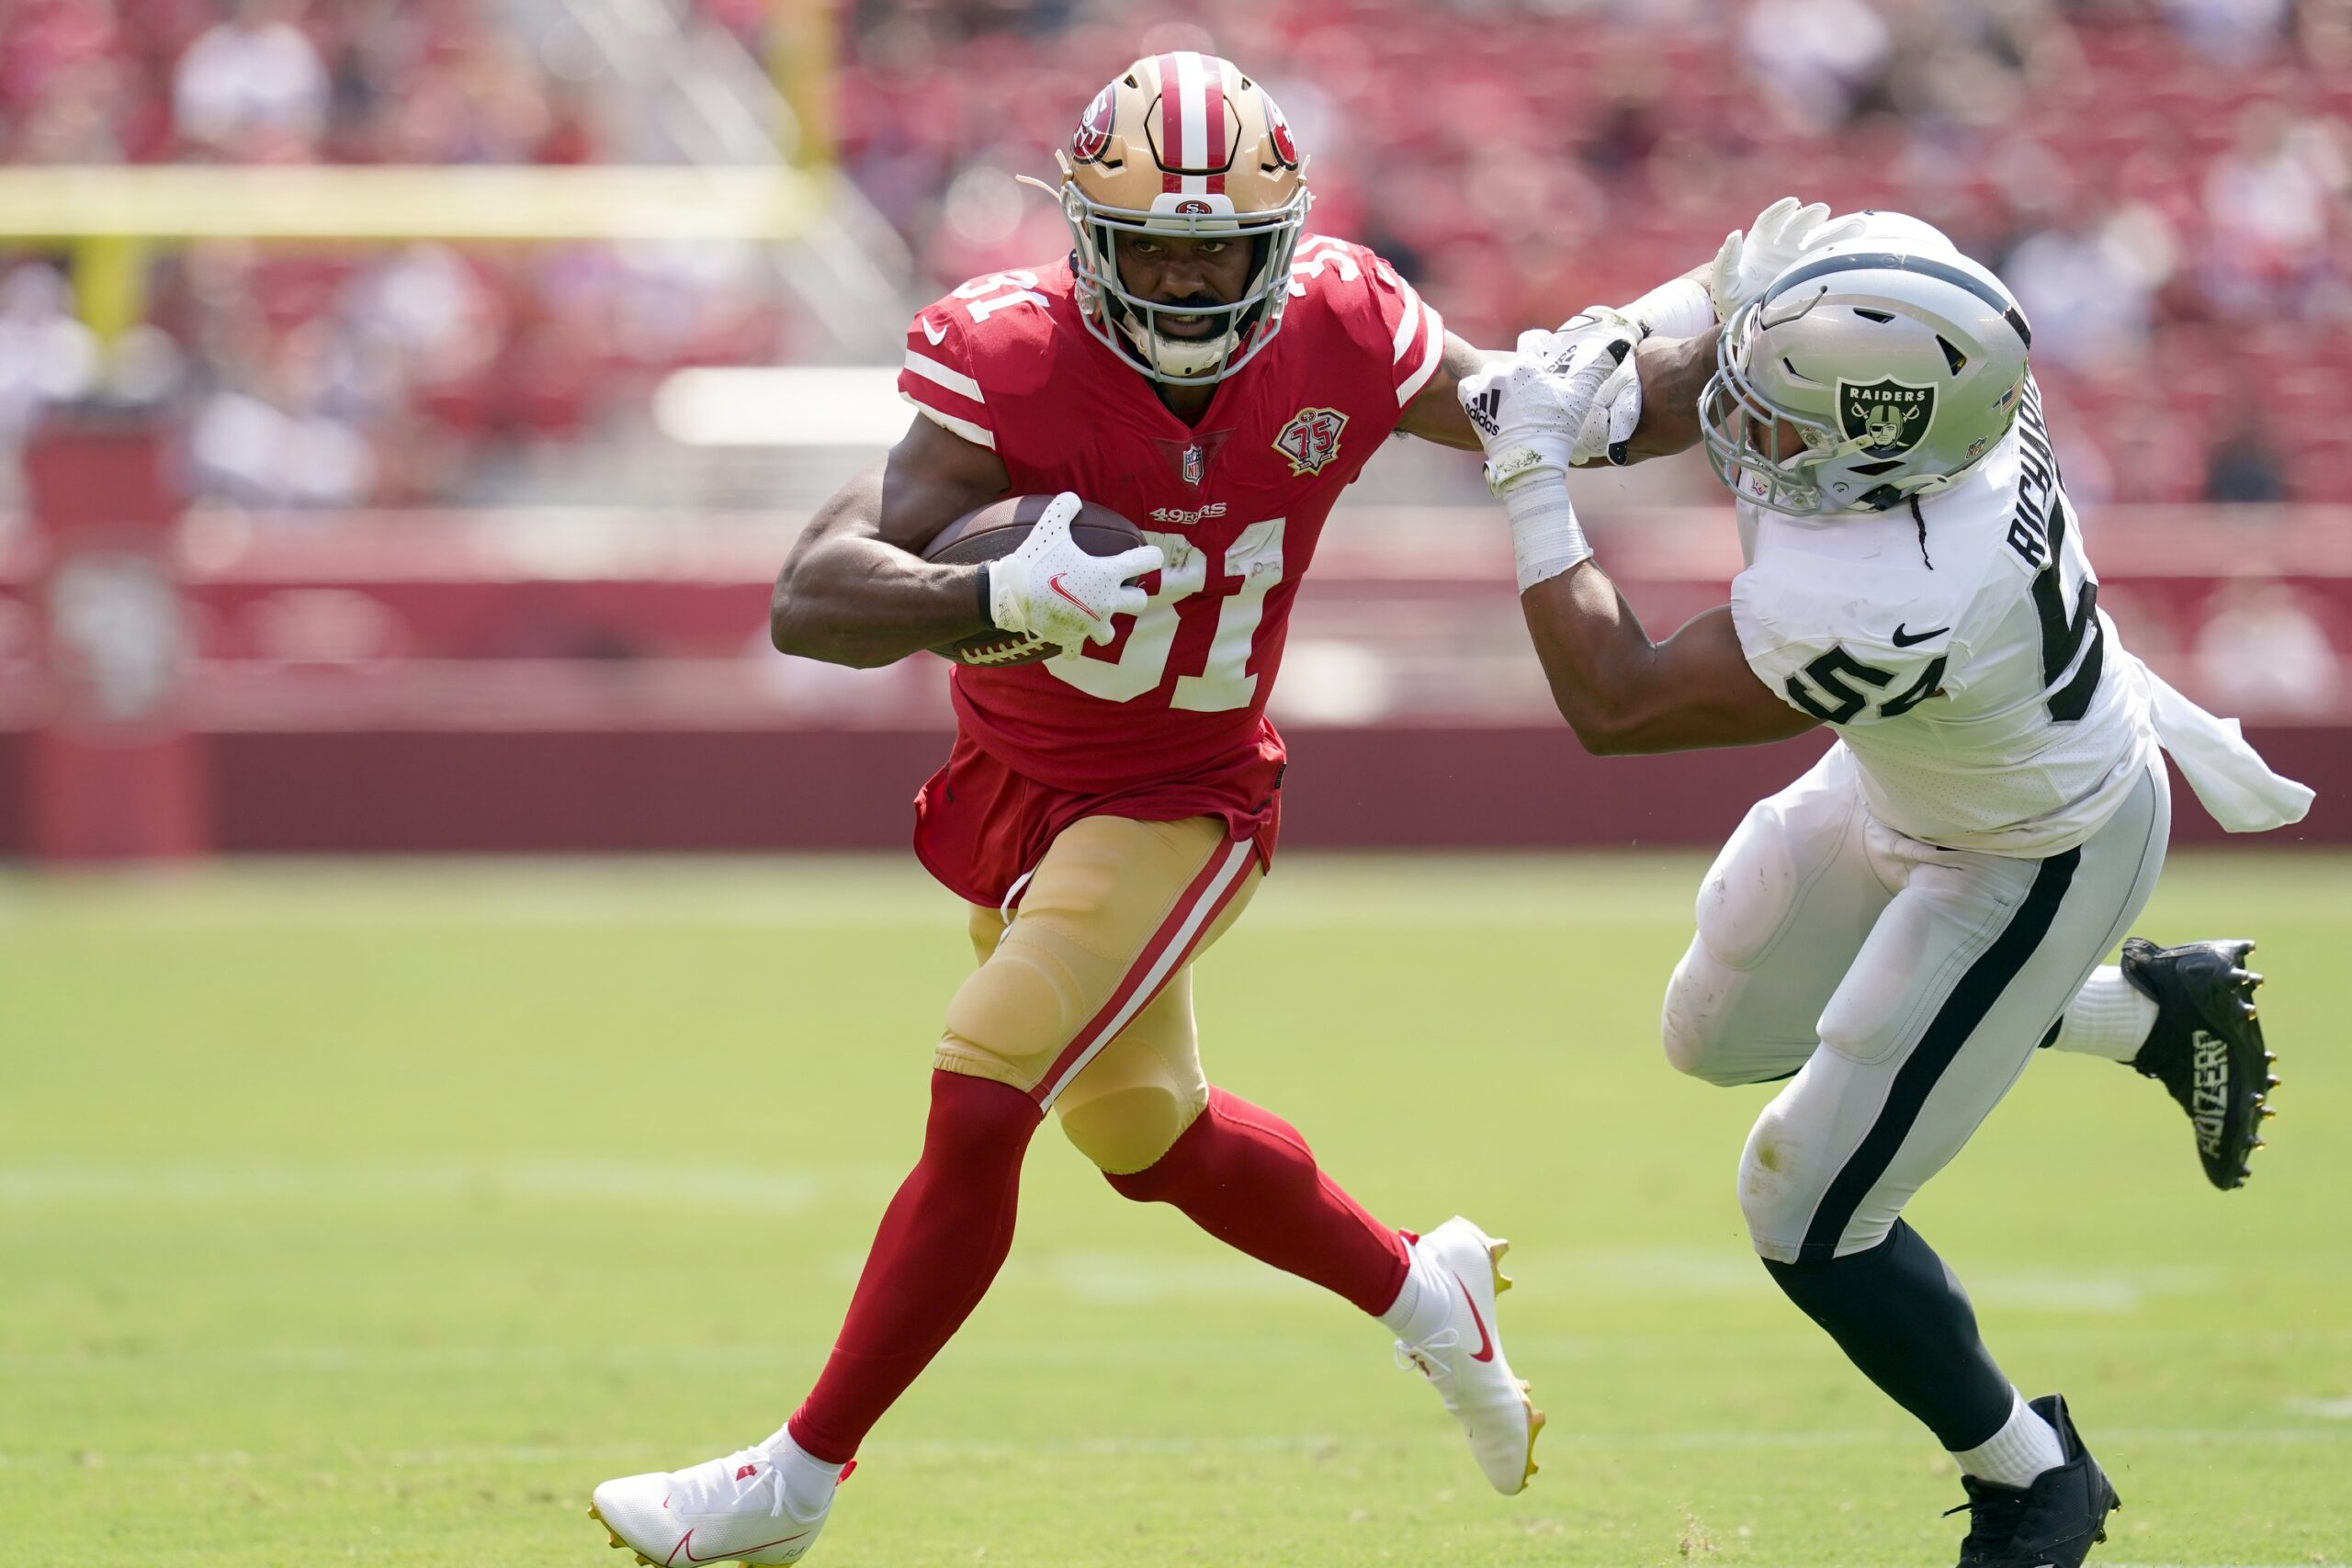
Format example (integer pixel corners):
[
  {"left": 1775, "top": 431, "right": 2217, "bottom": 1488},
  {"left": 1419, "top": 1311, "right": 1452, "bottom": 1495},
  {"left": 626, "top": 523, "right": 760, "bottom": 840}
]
[{"left": 935, "top": 814, "right": 1261, "bottom": 1175}]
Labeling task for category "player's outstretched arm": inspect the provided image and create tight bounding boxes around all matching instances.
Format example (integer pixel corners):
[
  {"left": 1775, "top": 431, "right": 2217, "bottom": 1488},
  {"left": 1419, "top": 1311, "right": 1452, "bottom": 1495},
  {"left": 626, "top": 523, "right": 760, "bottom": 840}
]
[
  {"left": 1460, "top": 332, "right": 1814, "bottom": 754},
  {"left": 1396, "top": 333, "right": 1508, "bottom": 450},
  {"left": 1612, "top": 326, "right": 1717, "bottom": 464},
  {"left": 1518, "top": 568, "right": 1818, "bottom": 754},
  {"left": 769, "top": 414, "right": 1011, "bottom": 668},
  {"left": 1398, "top": 319, "right": 1713, "bottom": 465}
]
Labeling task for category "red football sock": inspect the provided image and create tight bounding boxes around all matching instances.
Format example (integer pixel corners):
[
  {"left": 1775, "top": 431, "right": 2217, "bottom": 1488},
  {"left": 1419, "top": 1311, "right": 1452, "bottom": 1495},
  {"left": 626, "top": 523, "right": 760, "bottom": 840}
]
[
  {"left": 787, "top": 1070, "right": 1039, "bottom": 1464},
  {"left": 1104, "top": 1086, "right": 1409, "bottom": 1315}
]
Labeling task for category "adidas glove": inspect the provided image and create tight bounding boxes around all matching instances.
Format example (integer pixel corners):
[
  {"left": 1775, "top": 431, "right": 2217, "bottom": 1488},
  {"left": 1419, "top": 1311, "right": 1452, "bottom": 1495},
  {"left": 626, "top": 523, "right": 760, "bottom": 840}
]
[
  {"left": 1514, "top": 309, "right": 1645, "bottom": 466},
  {"left": 1466, "top": 320, "right": 1642, "bottom": 483},
  {"left": 1459, "top": 333, "right": 1634, "bottom": 592},
  {"left": 984, "top": 491, "right": 1163, "bottom": 649}
]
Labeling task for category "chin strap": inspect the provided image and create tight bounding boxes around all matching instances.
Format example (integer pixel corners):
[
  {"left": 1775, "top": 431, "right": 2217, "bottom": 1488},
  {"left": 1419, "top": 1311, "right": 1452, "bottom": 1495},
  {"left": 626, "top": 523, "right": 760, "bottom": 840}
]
[{"left": 1121, "top": 315, "right": 1239, "bottom": 378}]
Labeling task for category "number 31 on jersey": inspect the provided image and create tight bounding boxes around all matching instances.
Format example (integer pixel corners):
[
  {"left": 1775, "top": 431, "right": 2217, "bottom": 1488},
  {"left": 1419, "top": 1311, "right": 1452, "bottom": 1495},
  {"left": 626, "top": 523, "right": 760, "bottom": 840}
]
[{"left": 1046, "top": 520, "right": 1285, "bottom": 712}]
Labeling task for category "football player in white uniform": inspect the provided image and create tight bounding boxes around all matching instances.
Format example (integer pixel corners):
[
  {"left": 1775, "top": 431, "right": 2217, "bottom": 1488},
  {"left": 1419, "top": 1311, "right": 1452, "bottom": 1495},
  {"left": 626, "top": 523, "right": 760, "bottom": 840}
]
[{"left": 1460, "top": 206, "right": 2314, "bottom": 1568}]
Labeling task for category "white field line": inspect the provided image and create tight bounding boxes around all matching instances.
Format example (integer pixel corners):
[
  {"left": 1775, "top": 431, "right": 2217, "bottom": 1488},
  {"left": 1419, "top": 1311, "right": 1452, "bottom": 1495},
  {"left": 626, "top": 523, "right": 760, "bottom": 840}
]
[
  {"left": 6, "top": 1427, "right": 2348, "bottom": 1472},
  {"left": 4, "top": 1168, "right": 2343, "bottom": 1286},
  {"left": 6, "top": 1161, "right": 2321, "bottom": 1308},
  {"left": 6, "top": 1168, "right": 2344, "bottom": 1311},
  {"left": 11, "top": 1325, "right": 2352, "bottom": 1378}
]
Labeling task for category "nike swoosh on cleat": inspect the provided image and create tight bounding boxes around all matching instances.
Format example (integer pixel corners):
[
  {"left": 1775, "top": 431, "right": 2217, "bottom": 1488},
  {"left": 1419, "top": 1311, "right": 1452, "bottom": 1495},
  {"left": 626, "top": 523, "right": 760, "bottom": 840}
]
[
  {"left": 1046, "top": 573, "right": 1100, "bottom": 618},
  {"left": 1453, "top": 1274, "right": 1496, "bottom": 1362},
  {"left": 670, "top": 1528, "right": 811, "bottom": 1565},
  {"left": 1891, "top": 623, "right": 1950, "bottom": 647}
]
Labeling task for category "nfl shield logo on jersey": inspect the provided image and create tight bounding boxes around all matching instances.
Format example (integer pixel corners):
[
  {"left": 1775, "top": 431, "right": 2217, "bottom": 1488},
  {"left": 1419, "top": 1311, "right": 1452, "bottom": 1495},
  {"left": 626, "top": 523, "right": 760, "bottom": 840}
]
[
  {"left": 1273, "top": 407, "right": 1348, "bottom": 476},
  {"left": 1182, "top": 444, "right": 1204, "bottom": 486},
  {"left": 1837, "top": 378, "right": 1936, "bottom": 457}
]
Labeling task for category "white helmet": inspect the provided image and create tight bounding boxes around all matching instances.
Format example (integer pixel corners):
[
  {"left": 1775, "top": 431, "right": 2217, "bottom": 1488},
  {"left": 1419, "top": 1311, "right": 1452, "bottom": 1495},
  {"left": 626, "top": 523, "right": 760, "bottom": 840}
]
[
  {"left": 1700, "top": 236, "right": 2033, "bottom": 515},
  {"left": 1815, "top": 209, "right": 1963, "bottom": 261}
]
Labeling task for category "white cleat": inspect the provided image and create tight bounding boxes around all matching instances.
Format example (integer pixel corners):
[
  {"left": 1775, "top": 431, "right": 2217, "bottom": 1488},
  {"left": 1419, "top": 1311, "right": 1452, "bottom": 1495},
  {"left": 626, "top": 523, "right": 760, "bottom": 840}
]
[
  {"left": 1395, "top": 1215, "right": 1544, "bottom": 1495},
  {"left": 589, "top": 1429, "right": 841, "bottom": 1566}
]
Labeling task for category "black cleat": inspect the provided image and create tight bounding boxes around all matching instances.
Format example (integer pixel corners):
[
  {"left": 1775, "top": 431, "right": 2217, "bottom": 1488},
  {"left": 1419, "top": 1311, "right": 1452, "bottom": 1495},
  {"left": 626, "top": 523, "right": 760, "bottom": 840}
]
[
  {"left": 1950, "top": 1393, "right": 2120, "bottom": 1568},
  {"left": 2119, "top": 937, "right": 2275, "bottom": 1190}
]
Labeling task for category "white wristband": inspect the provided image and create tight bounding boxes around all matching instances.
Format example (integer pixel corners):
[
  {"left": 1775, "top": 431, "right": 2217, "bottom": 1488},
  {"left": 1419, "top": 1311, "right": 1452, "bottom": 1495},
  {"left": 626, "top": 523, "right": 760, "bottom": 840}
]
[
  {"left": 1621, "top": 276, "right": 1714, "bottom": 341},
  {"left": 1501, "top": 474, "right": 1591, "bottom": 593}
]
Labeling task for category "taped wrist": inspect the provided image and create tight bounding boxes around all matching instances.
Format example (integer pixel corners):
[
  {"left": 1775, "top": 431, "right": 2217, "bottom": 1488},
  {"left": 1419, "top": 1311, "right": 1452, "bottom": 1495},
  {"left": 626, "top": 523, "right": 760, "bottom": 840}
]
[
  {"left": 1499, "top": 473, "right": 1591, "bottom": 593},
  {"left": 1622, "top": 276, "right": 1714, "bottom": 341}
]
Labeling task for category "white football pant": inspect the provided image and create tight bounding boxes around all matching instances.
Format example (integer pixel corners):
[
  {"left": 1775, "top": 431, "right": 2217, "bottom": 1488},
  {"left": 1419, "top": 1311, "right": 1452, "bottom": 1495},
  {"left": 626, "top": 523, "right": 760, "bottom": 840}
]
[{"left": 1662, "top": 744, "right": 2170, "bottom": 1264}]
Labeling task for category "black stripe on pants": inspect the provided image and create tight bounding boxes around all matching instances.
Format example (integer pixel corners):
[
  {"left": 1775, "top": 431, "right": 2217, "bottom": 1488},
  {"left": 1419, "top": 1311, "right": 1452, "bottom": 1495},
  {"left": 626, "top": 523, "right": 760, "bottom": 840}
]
[{"left": 1795, "top": 846, "right": 2083, "bottom": 1263}]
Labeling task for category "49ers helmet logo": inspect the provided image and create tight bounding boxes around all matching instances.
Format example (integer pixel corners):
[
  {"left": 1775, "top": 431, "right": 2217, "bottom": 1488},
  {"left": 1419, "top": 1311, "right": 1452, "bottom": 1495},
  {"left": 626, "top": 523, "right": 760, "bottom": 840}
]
[
  {"left": 1264, "top": 90, "right": 1299, "bottom": 168},
  {"left": 1072, "top": 85, "right": 1117, "bottom": 164},
  {"left": 1272, "top": 406, "right": 1347, "bottom": 476}
]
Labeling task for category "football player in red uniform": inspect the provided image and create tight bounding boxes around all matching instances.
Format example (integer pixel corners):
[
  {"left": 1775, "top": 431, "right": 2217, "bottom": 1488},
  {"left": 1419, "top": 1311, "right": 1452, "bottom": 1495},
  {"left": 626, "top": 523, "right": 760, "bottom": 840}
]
[{"left": 589, "top": 53, "right": 1681, "bottom": 1565}]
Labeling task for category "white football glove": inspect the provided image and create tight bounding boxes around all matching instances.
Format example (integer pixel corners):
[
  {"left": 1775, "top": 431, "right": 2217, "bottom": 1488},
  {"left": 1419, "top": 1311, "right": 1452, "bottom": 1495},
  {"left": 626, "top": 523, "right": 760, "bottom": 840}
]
[
  {"left": 1459, "top": 332, "right": 1634, "bottom": 592},
  {"left": 984, "top": 491, "right": 1163, "bottom": 649},
  {"left": 1706, "top": 197, "right": 1869, "bottom": 323},
  {"left": 1535, "top": 309, "right": 1645, "bottom": 466},
  {"left": 1470, "top": 312, "right": 1643, "bottom": 476}
]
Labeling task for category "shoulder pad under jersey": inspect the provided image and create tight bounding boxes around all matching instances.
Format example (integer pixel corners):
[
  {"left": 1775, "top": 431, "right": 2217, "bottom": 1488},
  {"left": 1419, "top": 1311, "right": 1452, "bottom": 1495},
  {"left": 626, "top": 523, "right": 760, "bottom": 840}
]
[{"left": 1286, "top": 234, "right": 1445, "bottom": 411}]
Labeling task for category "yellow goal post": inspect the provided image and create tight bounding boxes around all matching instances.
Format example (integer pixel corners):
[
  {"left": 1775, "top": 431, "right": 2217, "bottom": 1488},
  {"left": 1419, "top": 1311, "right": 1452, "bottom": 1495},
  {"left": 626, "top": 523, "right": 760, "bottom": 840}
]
[{"left": 0, "top": 164, "right": 828, "bottom": 342}]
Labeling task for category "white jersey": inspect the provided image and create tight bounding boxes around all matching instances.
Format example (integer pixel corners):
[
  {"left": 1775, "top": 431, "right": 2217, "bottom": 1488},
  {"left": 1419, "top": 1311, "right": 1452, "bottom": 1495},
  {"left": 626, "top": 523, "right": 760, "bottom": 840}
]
[{"left": 1731, "top": 378, "right": 2160, "bottom": 856}]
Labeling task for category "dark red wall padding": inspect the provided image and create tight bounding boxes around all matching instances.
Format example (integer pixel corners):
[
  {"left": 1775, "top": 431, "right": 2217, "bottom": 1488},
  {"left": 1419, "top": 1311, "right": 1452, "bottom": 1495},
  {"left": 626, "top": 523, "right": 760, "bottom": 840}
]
[
  {"left": 0, "top": 731, "right": 23, "bottom": 854},
  {"left": 1286, "top": 725, "right": 2346, "bottom": 850},
  {"left": 0, "top": 722, "right": 2298, "bottom": 858},
  {"left": 204, "top": 729, "right": 954, "bottom": 853}
]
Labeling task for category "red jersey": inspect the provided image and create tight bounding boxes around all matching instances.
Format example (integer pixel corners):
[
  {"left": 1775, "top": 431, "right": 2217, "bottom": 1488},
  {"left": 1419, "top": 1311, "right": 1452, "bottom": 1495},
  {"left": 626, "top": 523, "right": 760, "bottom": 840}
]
[{"left": 897, "top": 237, "right": 1444, "bottom": 904}]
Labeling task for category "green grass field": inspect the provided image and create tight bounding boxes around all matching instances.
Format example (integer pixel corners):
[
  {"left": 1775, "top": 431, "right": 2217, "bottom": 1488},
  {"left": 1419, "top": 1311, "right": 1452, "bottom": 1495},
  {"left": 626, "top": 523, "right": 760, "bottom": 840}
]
[{"left": 4, "top": 852, "right": 2347, "bottom": 1568}]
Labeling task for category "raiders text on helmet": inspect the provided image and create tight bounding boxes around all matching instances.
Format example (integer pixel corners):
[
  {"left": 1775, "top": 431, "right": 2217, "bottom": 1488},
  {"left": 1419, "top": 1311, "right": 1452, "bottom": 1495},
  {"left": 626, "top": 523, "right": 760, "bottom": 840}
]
[
  {"left": 1023, "top": 52, "right": 1311, "bottom": 385},
  {"left": 1700, "top": 238, "right": 2032, "bottom": 515}
]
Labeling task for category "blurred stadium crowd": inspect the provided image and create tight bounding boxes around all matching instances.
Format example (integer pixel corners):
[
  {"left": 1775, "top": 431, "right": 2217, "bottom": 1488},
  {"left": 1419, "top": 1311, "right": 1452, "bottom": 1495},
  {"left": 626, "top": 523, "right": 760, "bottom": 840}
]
[
  {"left": 1, "top": 0, "right": 2348, "bottom": 508},
  {"left": 0, "top": 0, "right": 786, "bottom": 505},
  {"left": 827, "top": 0, "right": 2352, "bottom": 506}
]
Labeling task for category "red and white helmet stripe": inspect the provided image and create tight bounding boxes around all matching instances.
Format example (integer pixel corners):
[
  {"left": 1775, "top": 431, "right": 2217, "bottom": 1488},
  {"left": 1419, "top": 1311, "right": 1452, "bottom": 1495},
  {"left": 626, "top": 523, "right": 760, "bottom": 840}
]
[{"left": 1155, "top": 51, "right": 1229, "bottom": 197}]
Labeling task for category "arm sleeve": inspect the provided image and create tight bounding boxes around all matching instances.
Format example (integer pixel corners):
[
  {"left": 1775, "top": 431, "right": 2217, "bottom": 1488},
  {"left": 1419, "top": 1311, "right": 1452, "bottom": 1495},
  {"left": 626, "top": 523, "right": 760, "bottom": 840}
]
[
  {"left": 898, "top": 304, "right": 996, "bottom": 451},
  {"left": 1732, "top": 568, "right": 1946, "bottom": 726}
]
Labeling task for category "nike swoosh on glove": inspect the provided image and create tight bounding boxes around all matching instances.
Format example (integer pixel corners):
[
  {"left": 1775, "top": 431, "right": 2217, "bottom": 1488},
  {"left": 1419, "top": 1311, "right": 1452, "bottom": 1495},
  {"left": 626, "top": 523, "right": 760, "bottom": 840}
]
[{"left": 984, "top": 491, "right": 1164, "bottom": 649}]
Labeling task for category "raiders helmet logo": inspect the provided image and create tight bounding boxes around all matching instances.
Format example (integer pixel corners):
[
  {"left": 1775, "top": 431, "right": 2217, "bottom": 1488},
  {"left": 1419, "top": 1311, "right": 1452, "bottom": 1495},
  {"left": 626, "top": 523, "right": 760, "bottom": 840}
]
[
  {"left": 1072, "top": 85, "right": 1116, "bottom": 164},
  {"left": 1273, "top": 406, "right": 1347, "bottom": 476},
  {"left": 1837, "top": 378, "right": 1936, "bottom": 457}
]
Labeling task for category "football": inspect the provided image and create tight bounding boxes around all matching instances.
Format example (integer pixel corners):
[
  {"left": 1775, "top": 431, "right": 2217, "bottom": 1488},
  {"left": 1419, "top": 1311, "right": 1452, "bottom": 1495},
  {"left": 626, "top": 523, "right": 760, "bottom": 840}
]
[{"left": 922, "top": 493, "right": 1149, "bottom": 667}]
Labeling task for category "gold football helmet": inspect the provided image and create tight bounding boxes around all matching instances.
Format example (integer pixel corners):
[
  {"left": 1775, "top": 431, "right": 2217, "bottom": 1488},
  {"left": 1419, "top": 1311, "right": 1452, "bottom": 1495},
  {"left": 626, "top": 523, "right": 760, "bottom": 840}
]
[{"left": 1026, "top": 52, "right": 1311, "bottom": 384}]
